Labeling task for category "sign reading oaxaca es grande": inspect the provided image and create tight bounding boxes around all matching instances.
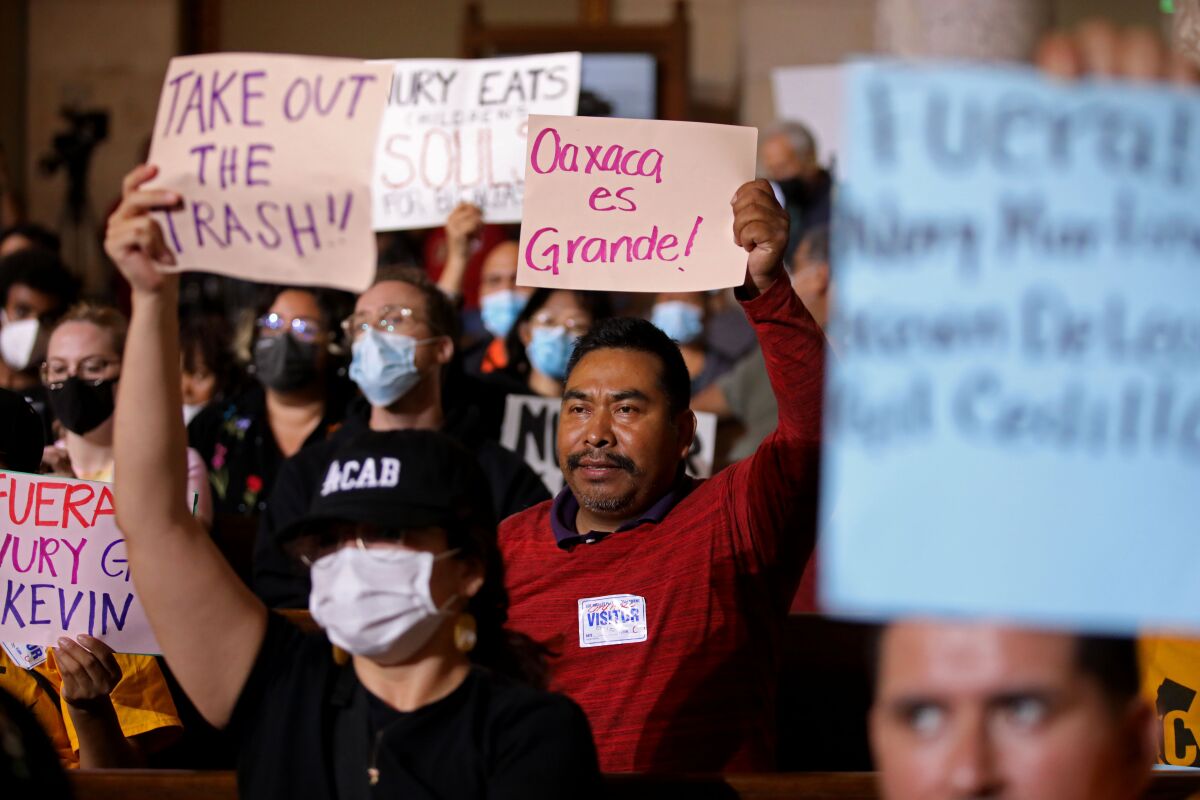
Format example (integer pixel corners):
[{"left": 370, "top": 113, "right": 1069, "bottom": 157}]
[
  {"left": 517, "top": 115, "right": 757, "bottom": 293},
  {"left": 820, "top": 61, "right": 1200, "bottom": 635}
]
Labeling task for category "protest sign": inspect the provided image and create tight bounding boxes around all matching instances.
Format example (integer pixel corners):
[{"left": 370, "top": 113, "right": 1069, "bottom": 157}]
[
  {"left": 0, "top": 471, "right": 159, "bottom": 654},
  {"left": 146, "top": 53, "right": 392, "bottom": 293},
  {"left": 500, "top": 395, "right": 717, "bottom": 494},
  {"left": 821, "top": 62, "right": 1200, "bottom": 634},
  {"left": 771, "top": 64, "right": 846, "bottom": 168},
  {"left": 373, "top": 53, "right": 581, "bottom": 230},
  {"left": 517, "top": 115, "right": 757, "bottom": 293}
]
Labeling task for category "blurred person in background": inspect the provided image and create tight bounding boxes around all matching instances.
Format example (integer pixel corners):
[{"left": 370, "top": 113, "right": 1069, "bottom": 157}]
[
  {"left": 491, "top": 288, "right": 612, "bottom": 400},
  {"left": 649, "top": 291, "right": 733, "bottom": 393},
  {"left": 179, "top": 309, "right": 242, "bottom": 426},
  {"left": 0, "top": 307, "right": 188, "bottom": 768},
  {"left": 433, "top": 202, "right": 532, "bottom": 376},
  {"left": 188, "top": 286, "right": 353, "bottom": 517},
  {"left": 759, "top": 120, "right": 832, "bottom": 261},
  {"left": 425, "top": 200, "right": 511, "bottom": 311},
  {"left": 0, "top": 249, "right": 79, "bottom": 438},
  {"left": 0, "top": 223, "right": 61, "bottom": 258}
]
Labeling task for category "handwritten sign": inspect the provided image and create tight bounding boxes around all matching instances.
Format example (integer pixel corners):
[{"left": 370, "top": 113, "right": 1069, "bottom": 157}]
[
  {"left": 146, "top": 53, "right": 391, "bottom": 293},
  {"left": 500, "top": 394, "right": 717, "bottom": 494},
  {"left": 517, "top": 115, "right": 756, "bottom": 293},
  {"left": 820, "top": 62, "right": 1200, "bottom": 634},
  {"left": 372, "top": 53, "right": 581, "bottom": 231},
  {"left": 0, "top": 472, "right": 159, "bottom": 653}
]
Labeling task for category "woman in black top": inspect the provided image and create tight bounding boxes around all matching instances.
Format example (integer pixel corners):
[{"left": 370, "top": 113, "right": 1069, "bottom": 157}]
[
  {"left": 106, "top": 165, "right": 601, "bottom": 800},
  {"left": 188, "top": 286, "right": 353, "bottom": 515}
]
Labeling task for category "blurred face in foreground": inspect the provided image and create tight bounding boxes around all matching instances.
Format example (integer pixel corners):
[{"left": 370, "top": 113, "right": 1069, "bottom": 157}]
[{"left": 871, "top": 621, "right": 1155, "bottom": 800}]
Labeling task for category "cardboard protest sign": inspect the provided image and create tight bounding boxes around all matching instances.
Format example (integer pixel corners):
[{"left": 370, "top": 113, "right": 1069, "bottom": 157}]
[
  {"left": 0, "top": 472, "right": 159, "bottom": 654},
  {"left": 373, "top": 53, "right": 581, "bottom": 230},
  {"left": 821, "top": 62, "right": 1200, "bottom": 634},
  {"left": 771, "top": 64, "right": 846, "bottom": 168},
  {"left": 146, "top": 53, "right": 392, "bottom": 293},
  {"left": 517, "top": 115, "right": 757, "bottom": 293},
  {"left": 500, "top": 394, "right": 717, "bottom": 494}
]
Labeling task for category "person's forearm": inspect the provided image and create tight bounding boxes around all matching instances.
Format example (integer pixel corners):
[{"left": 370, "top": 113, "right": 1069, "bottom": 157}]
[
  {"left": 437, "top": 251, "right": 469, "bottom": 297},
  {"left": 742, "top": 275, "right": 825, "bottom": 442},
  {"left": 67, "top": 700, "right": 145, "bottom": 768},
  {"left": 115, "top": 283, "right": 189, "bottom": 528}
]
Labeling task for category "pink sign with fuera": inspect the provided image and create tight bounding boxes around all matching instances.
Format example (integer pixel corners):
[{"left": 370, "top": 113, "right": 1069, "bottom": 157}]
[
  {"left": 0, "top": 472, "right": 159, "bottom": 655},
  {"left": 517, "top": 115, "right": 757, "bottom": 292},
  {"left": 146, "top": 53, "right": 392, "bottom": 293}
]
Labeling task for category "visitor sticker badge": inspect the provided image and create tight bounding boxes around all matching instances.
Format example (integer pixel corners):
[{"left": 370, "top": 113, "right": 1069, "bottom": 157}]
[
  {"left": 578, "top": 594, "right": 648, "bottom": 648},
  {"left": 2, "top": 642, "right": 48, "bottom": 670}
]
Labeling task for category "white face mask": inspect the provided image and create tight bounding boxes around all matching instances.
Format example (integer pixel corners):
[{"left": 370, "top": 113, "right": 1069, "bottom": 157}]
[
  {"left": 308, "top": 543, "right": 459, "bottom": 665},
  {"left": 0, "top": 313, "right": 39, "bottom": 372}
]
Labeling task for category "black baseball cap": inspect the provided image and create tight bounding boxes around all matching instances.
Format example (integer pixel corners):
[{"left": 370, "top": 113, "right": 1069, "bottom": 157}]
[
  {"left": 277, "top": 429, "right": 495, "bottom": 544},
  {"left": 0, "top": 389, "right": 45, "bottom": 474}
]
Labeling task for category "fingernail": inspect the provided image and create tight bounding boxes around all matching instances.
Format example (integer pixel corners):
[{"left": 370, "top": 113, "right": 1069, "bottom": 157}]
[{"left": 57, "top": 637, "right": 70, "bottom": 647}]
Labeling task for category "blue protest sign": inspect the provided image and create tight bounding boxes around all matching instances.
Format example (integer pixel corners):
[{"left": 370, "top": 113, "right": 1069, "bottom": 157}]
[{"left": 821, "top": 62, "right": 1200, "bottom": 633}]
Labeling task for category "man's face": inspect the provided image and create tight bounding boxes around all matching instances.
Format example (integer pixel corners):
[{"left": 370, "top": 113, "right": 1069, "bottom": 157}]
[
  {"left": 871, "top": 622, "right": 1154, "bottom": 800},
  {"left": 353, "top": 281, "right": 452, "bottom": 377},
  {"left": 558, "top": 349, "right": 692, "bottom": 522},
  {"left": 479, "top": 241, "right": 526, "bottom": 299},
  {"left": 761, "top": 133, "right": 813, "bottom": 183}
]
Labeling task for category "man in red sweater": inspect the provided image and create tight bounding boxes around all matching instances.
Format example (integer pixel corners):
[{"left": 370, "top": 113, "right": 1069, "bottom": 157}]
[{"left": 500, "top": 179, "right": 824, "bottom": 772}]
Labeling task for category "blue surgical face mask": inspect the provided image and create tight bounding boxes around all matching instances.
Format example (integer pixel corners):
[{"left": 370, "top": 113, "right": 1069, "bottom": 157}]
[
  {"left": 349, "top": 328, "right": 438, "bottom": 407},
  {"left": 651, "top": 301, "right": 704, "bottom": 344},
  {"left": 480, "top": 290, "right": 528, "bottom": 340},
  {"left": 526, "top": 326, "right": 576, "bottom": 381}
]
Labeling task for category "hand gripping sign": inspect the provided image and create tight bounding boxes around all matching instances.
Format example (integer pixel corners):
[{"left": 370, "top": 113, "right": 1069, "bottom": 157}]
[
  {"left": 517, "top": 115, "right": 757, "bottom": 293},
  {"left": 146, "top": 53, "right": 392, "bottom": 293}
]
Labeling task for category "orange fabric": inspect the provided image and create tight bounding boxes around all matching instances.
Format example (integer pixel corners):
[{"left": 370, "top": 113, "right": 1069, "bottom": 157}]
[
  {"left": 1140, "top": 635, "right": 1200, "bottom": 768},
  {"left": 0, "top": 648, "right": 181, "bottom": 768},
  {"left": 481, "top": 336, "right": 509, "bottom": 374}
]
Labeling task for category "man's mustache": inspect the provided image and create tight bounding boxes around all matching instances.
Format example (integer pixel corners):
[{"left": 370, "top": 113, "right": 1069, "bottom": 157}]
[{"left": 566, "top": 450, "right": 638, "bottom": 474}]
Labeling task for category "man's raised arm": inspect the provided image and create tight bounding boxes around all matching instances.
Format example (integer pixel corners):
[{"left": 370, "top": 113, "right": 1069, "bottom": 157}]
[
  {"left": 724, "top": 179, "right": 825, "bottom": 576},
  {"left": 109, "top": 164, "right": 267, "bottom": 728}
]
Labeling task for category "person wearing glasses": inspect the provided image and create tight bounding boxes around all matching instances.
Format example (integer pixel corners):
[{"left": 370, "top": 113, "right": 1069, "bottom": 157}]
[
  {"left": 490, "top": 288, "right": 613, "bottom": 400},
  {"left": 187, "top": 286, "right": 354, "bottom": 518},
  {"left": 2, "top": 303, "right": 189, "bottom": 768},
  {"left": 251, "top": 266, "right": 550, "bottom": 609}
]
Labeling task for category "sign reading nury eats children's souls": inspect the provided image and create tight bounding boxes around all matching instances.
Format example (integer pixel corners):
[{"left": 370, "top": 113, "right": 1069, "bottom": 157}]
[
  {"left": 517, "top": 115, "right": 757, "bottom": 293},
  {"left": 821, "top": 61, "right": 1200, "bottom": 635}
]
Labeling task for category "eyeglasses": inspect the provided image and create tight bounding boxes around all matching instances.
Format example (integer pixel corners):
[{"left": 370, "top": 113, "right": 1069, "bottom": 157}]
[
  {"left": 41, "top": 356, "right": 121, "bottom": 388},
  {"left": 256, "top": 313, "right": 324, "bottom": 343},
  {"left": 530, "top": 310, "right": 591, "bottom": 336},
  {"left": 340, "top": 305, "right": 429, "bottom": 340}
]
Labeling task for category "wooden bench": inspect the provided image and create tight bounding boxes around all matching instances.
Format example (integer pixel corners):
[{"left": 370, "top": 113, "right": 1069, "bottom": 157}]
[{"left": 68, "top": 770, "right": 1200, "bottom": 799}]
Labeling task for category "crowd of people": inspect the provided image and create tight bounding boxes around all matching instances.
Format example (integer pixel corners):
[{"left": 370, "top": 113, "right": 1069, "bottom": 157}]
[{"left": 0, "top": 17, "right": 1194, "bottom": 800}]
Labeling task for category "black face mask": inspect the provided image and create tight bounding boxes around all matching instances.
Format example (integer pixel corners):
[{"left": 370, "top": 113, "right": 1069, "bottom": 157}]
[
  {"left": 253, "top": 334, "right": 319, "bottom": 392},
  {"left": 47, "top": 377, "right": 116, "bottom": 435}
]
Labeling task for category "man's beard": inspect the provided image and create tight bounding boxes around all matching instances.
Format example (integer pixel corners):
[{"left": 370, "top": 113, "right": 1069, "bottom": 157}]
[{"left": 565, "top": 449, "right": 641, "bottom": 513}]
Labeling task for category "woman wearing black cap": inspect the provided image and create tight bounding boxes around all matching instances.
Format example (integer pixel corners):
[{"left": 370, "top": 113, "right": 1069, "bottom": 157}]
[{"left": 106, "top": 165, "right": 601, "bottom": 799}]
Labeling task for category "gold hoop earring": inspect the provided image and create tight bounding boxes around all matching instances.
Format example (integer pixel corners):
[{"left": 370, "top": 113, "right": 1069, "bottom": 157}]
[{"left": 453, "top": 613, "right": 477, "bottom": 654}]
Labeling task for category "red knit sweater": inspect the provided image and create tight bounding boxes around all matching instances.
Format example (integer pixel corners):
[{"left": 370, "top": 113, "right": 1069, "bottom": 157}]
[{"left": 499, "top": 276, "right": 825, "bottom": 773}]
